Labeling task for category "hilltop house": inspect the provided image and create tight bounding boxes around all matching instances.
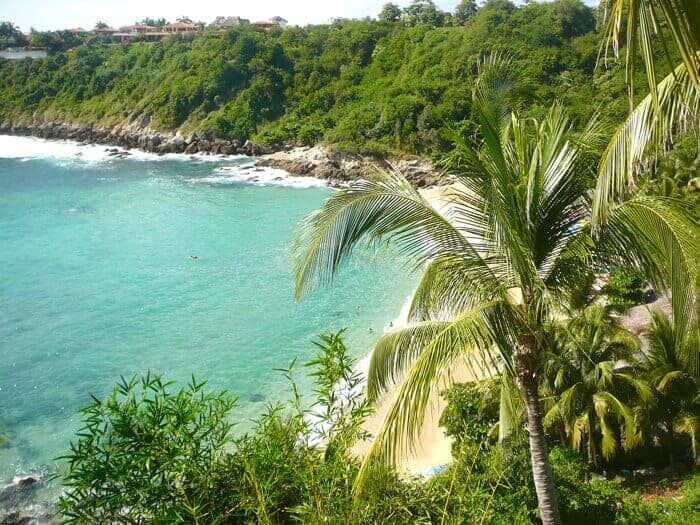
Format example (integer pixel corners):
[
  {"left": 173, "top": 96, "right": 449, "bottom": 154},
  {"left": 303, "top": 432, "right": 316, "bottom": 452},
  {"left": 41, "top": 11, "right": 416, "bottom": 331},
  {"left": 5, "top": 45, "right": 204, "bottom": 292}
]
[
  {"left": 94, "top": 27, "right": 119, "bottom": 35},
  {"left": 119, "top": 23, "right": 158, "bottom": 34},
  {"left": 163, "top": 21, "right": 199, "bottom": 33},
  {"left": 253, "top": 16, "right": 288, "bottom": 29},
  {"left": 211, "top": 16, "right": 249, "bottom": 29},
  {"left": 270, "top": 16, "right": 288, "bottom": 28}
]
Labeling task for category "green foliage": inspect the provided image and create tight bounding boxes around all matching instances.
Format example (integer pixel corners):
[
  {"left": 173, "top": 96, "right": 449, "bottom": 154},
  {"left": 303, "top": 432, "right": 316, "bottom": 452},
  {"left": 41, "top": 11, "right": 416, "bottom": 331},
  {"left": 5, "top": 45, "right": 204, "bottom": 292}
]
[
  {"left": 0, "top": 21, "right": 27, "bottom": 47},
  {"left": 58, "top": 332, "right": 373, "bottom": 523},
  {"left": 616, "top": 471, "right": 700, "bottom": 524},
  {"left": 59, "top": 373, "right": 236, "bottom": 523},
  {"left": 0, "top": 1, "right": 643, "bottom": 154},
  {"left": 378, "top": 3, "right": 402, "bottom": 23},
  {"left": 439, "top": 379, "right": 500, "bottom": 449},
  {"left": 58, "top": 340, "right": 700, "bottom": 523},
  {"left": 550, "top": 447, "right": 624, "bottom": 524},
  {"left": 603, "top": 266, "right": 647, "bottom": 310},
  {"left": 455, "top": 1, "right": 479, "bottom": 25}
]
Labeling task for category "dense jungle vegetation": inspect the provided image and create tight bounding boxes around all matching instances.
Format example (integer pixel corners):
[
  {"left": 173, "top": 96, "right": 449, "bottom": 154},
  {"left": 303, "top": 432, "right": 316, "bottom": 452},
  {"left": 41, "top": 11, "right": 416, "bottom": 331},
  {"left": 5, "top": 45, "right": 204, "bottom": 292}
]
[
  {"left": 0, "top": 0, "right": 663, "bottom": 155},
  {"left": 2, "top": 1, "right": 697, "bottom": 522}
]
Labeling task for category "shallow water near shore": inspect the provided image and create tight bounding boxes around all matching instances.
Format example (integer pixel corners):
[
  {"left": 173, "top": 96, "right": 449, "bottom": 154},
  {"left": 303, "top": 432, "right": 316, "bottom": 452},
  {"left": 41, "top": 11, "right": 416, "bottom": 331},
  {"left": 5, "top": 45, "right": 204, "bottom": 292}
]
[{"left": 0, "top": 136, "right": 416, "bottom": 488}]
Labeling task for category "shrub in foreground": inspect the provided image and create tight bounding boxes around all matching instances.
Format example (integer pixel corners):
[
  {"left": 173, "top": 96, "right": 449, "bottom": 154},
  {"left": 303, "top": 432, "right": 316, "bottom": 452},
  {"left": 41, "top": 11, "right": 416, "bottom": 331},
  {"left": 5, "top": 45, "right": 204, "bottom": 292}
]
[
  {"left": 59, "top": 334, "right": 698, "bottom": 523},
  {"left": 58, "top": 373, "right": 235, "bottom": 522}
]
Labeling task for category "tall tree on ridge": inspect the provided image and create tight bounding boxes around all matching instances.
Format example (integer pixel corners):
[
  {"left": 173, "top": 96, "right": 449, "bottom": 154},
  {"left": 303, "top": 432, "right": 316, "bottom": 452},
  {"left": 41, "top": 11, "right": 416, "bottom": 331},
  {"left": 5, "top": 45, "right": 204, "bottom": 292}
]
[
  {"left": 455, "top": 0, "right": 478, "bottom": 25},
  {"left": 378, "top": 3, "right": 402, "bottom": 23}
]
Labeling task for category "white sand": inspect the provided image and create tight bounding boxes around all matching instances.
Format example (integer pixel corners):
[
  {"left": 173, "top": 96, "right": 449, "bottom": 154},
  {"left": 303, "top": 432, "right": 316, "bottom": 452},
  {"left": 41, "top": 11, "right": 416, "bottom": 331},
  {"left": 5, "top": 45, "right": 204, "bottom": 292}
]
[{"left": 353, "top": 184, "right": 485, "bottom": 477}]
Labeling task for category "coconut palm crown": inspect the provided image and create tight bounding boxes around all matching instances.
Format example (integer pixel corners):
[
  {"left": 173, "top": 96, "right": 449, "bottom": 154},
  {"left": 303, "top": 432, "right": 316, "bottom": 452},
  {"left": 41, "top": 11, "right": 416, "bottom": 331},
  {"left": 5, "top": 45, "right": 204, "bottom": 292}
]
[
  {"left": 645, "top": 310, "right": 699, "bottom": 463},
  {"left": 542, "top": 306, "right": 652, "bottom": 468},
  {"left": 292, "top": 58, "right": 698, "bottom": 525}
]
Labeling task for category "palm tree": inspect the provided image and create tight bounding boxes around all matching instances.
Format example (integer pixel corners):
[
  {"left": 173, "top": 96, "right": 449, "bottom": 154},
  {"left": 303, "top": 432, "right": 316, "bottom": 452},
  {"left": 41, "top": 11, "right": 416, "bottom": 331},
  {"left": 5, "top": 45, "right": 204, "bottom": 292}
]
[
  {"left": 542, "top": 306, "right": 652, "bottom": 468},
  {"left": 600, "top": 0, "right": 699, "bottom": 102},
  {"left": 645, "top": 310, "right": 699, "bottom": 464},
  {"left": 595, "top": 0, "right": 699, "bottom": 240},
  {"left": 292, "top": 57, "right": 698, "bottom": 524}
]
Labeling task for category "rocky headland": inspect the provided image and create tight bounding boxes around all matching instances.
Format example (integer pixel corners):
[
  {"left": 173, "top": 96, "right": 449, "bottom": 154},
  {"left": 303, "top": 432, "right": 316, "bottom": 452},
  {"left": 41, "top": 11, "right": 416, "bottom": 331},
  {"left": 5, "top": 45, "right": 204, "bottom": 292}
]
[{"left": 0, "top": 120, "right": 446, "bottom": 187}]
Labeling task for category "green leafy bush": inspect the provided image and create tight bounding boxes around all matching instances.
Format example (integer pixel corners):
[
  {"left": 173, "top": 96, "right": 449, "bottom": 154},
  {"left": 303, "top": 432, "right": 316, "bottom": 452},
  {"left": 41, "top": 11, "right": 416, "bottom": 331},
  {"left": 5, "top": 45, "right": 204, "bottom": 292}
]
[
  {"left": 439, "top": 379, "right": 500, "bottom": 450},
  {"left": 58, "top": 332, "right": 373, "bottom": 523},
  {"left": 616, "top": 471, "right": 700, "bottom": 524},
  {"left": 58, "top": 333, "right": 699, "bottom": 523},
  {"left": 59, "top": 373, "right": 236, "bottom": 522},
  {"left": 603, "top": 266, "right": 646, "bottom": 310},
  {"left": 550, "top": 447, "right": 624, "bottom": 524}
]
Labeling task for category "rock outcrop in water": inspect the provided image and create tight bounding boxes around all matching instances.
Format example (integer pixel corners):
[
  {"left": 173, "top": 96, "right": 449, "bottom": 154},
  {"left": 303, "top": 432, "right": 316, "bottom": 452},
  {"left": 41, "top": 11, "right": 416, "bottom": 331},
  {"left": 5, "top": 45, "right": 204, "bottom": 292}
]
[
  {"left": 0, "top": 472, "right": 58, "bottom": 524},
  {"left": 0, "top": 121, "right": 446, "bottom": 187}
]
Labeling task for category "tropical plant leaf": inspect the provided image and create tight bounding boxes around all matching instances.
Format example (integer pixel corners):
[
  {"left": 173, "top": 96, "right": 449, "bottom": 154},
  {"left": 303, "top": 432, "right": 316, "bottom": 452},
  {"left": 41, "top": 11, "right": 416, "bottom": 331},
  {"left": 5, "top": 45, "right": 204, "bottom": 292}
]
[
  {"left": 292, "top": 170, "right": 471, "bottom": 298},
  {"left": 599, "top": 0, "right": 700, "bottom": 101},
  {"left": 355, "top": 301, "right": 516, "bottom": 492},
  {"left": 592, "top": 62, "right": 699, "bottom": 228},
  {"left": 597, "top": 196, "right": 699, "bottom": 346}
]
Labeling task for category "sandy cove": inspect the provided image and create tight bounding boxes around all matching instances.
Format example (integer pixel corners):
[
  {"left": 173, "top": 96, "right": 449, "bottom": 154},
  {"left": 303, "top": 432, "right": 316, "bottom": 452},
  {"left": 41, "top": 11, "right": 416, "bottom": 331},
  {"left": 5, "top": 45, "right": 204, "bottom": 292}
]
[{"left": 353, "top": 185, "right": 474, "bottom": 477}]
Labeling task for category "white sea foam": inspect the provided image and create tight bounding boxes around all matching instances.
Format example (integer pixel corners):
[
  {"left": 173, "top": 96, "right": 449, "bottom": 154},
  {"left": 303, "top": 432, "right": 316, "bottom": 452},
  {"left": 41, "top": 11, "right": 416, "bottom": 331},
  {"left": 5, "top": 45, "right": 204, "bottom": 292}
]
[
  {"left": 0, "top": 135, "right": 332, "bottom": 189},
  {"left": 196, "top": 165, "right": 329, "bottom": 188},
  {"left": 306, "top": 292, "right": 414, "bottom": 447},
  {"left": 0, "top": 134, "right": 244, "bottom": 164},
  {"left": 354, "top": 292, "right": 414, "bottom": 382}
]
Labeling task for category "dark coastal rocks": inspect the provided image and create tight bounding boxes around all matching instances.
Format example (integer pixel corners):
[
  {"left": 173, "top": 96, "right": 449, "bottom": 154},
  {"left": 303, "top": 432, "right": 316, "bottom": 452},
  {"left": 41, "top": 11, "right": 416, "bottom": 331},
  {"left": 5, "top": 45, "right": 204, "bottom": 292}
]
[
  {"left": 0, "top": 475, "right": 42, "bottom": 503},
  {"left": 0, "top": 120, "right": 254, "bottom": 158},
  {"left": 0, "top": 472, "right": 58, "bottom": 525},
  {"left": 0, "top": 120, "right": 446, "bottom": 188},
  {"left": 0, "top": 504, "right": 58, "bottom": 525}
]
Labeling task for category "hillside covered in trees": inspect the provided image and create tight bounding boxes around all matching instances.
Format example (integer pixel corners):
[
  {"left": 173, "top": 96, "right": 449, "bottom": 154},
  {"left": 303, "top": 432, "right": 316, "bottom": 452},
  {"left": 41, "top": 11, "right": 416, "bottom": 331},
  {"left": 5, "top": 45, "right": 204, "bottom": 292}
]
[{"left": 0, "top": 0, "right": 659, "bottom": 156}]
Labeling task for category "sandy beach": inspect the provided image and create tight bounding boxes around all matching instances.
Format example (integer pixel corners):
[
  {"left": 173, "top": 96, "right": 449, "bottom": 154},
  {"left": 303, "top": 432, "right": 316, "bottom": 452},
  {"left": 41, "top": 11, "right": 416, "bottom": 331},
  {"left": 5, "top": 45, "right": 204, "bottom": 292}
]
[{"left": 353, "top": 184, "right": 482, "bottom": 476}]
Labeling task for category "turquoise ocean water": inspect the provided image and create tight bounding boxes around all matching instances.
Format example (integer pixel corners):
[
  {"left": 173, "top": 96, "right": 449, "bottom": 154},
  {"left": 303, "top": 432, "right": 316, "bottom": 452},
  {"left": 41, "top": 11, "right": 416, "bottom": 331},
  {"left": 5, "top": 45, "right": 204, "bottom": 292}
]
[{"left": 0, "top": 136, "right": 415, "bottom": 482}]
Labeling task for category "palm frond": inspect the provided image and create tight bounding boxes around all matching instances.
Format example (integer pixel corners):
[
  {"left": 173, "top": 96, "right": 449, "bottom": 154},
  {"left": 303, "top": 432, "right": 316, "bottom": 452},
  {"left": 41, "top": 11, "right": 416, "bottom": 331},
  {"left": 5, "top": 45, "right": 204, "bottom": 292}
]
[
  {"left": 498, "top": 373, "right": 524, "bottom": 442},
  {"left": 597, "top": 196, "right": 699, "bottom": 346},
  {"left": 407, "top": 254, "right": 507, "bottom": 322},
  {"left": 355, "top": 301, "right": 515, "bottom": 493},
  {"left": 292, "top": 170, "right": 471, "bottom": 298},
  {"left": 599, "top": 0, "right": 700, "bottom": 99},
  {"left": 367, "top": 321, "right": 451, "bottom": 401},
  {"left": 571, "top": 414, "right": 587, "bottom": 450},
  {"left": 648, "top": 309, "right": 700, "bottom": 380},
  {"left": 593, "top": 391, "right": 641, "bottom": 454},
  {"left": 543, "top": 403, "right": 563, "bottom": 430},
  {"left": 592, "top": 62, "right": 699, "bottom": 228}
]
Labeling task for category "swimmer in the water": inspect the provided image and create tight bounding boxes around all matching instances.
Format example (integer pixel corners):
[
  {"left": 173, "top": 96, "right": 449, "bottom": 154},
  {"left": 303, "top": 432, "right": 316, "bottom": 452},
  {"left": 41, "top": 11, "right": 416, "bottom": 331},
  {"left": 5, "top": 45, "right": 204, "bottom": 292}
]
[
  {"left": 368, "top": 327, "right": 374, "bottom": 333},
  {"left": 189, "top": 255, "right": 199, "bottom": 260}
]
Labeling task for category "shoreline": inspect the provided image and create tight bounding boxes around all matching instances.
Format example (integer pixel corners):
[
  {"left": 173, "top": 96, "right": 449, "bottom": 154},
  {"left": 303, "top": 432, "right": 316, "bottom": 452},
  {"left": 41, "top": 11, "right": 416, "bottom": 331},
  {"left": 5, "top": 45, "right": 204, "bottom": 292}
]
[
  {"left": 354, "top": 185, "right": 467, "bottom": 477},
  {"left": 0, "top": 124, "right": 445, "bottom": 188},
  {"left": 0, "top": 135, "right": 448, "bottom": 521}
]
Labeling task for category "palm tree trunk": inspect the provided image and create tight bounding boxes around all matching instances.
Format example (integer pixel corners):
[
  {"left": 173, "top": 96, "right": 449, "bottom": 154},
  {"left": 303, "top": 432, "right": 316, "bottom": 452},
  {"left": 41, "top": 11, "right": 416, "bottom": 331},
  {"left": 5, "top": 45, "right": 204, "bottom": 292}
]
[
  {"left": 666, "top": 418, "right": 675, "bottom": 466},
  {"left": 521, "top": 377, "right": 562, "bottom": 525},
  {"left": 587, "top": 412, "right": 598, "bottom": 470}
]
